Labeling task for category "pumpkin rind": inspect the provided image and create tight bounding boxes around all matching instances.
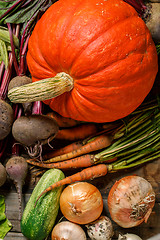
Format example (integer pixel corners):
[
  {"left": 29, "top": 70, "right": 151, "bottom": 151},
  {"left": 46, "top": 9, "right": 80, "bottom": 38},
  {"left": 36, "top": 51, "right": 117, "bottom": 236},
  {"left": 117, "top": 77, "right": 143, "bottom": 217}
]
[{"left": 27, "top": 0, "right": 158, "bottom": 123}]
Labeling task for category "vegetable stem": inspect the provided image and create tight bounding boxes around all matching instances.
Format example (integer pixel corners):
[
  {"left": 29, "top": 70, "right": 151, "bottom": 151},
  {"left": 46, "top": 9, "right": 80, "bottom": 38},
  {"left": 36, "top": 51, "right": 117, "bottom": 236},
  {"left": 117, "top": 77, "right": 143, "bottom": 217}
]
[
  {"left": 8, "top": 72, "right": 74, "bottom": 103},
  {"left": 7, "top": 23, "right": 19, "bottom": 75},
  {"left": 94, "top": 104, "right": 160, "bottom": 165}
]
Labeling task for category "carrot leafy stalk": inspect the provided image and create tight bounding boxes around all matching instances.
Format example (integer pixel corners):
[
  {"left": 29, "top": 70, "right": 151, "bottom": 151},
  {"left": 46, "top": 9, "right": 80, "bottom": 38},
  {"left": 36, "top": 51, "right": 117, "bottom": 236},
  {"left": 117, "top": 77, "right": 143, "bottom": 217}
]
[{"left": 156, "top": 44, "right": 160, "bottom": 55}]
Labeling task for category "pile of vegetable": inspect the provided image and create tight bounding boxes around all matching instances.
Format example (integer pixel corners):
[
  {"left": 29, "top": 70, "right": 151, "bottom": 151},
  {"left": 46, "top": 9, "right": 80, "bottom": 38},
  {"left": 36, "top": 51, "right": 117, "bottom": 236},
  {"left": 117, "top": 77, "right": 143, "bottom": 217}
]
[{"left": 0, "top": 0, "right": 160, "bottom": 239}]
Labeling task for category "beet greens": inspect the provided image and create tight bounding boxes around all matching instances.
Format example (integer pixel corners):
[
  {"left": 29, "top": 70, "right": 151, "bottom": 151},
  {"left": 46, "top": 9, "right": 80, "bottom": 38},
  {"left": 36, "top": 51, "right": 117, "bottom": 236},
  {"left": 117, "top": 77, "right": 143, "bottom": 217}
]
[{"left": 0, "top": 0, "right": 58, "bottom": 159}]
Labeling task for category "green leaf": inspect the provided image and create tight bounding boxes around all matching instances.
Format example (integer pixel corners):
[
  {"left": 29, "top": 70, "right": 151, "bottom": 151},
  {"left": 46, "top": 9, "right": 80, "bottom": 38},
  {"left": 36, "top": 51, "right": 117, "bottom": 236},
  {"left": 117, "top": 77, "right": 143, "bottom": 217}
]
[
  {"left": 0, "top": 0, "right": 55, "bottom": 25},
  {"left": 0, "top": 218, "right": 12, "bottom": 239},
  {"left": 0, "top": 195, "right": 12, "bottom": 239},
  {"left": 0, "top": 196, "right": 5, "bottom": 213},
  {"left": 5, "top": 1, "right": 40, "bottom": 23},
  {"left": 0, "top": 1, "right": 16, "bottom": 24},
  {"left": 0, "top": 39, "right": 8, "bottom": 68},
  {"left": 0, "top": 27, "right": 19, "bottom": 48},
  {"left": 156, "top": 44, "right": 160, "bottom": 55}
]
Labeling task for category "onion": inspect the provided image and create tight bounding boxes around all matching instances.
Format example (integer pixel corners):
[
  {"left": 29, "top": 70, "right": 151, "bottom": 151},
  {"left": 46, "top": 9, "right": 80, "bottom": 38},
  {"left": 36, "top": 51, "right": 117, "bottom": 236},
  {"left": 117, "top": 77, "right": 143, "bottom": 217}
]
[
  {"left": 60, "top": 182, "right": 103, "bottom": 224},
  {"left": 85, "top": 215, "right": 114, "bottom": 240},
  {"left": 118, "top": 233, "right": 142, "bottom": 240},
  {"left": 51, "top": 221, "right": 87, "bottom": 240},
  {"left": 108, "top": 175, "right": 155, "bottom": 228}
]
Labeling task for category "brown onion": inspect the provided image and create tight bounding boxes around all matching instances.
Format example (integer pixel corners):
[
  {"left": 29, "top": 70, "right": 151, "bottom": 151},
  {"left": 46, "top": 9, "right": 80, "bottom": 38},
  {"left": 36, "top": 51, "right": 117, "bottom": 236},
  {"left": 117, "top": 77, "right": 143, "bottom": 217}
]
[
  {"left": 60, "top": 182, "right": 103, "bottom": 224},
  {"left": 107, "top": 175, "right": 155, "bottom": 228}
]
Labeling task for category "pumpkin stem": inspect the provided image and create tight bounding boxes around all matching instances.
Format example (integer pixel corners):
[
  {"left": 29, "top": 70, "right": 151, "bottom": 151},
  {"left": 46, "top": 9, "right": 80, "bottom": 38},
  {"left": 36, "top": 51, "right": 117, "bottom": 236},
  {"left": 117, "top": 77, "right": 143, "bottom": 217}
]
[{"left": 8, "top": 72, "right": 74, "bottom": 103}]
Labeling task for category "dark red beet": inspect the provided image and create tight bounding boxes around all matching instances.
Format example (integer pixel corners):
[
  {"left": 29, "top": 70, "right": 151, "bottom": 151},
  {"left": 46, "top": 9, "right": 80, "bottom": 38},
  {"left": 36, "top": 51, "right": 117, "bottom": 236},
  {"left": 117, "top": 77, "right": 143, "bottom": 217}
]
[{"left": 6, "top": 156, "right": 28, "bottom": 220}]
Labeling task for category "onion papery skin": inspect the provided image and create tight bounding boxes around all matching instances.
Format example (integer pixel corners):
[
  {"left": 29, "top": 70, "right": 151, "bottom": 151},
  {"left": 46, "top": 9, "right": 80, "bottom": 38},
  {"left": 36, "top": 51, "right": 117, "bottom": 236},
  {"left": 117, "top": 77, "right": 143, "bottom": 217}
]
[
  {"left": 107, "top": 175, "right": 155, "bottom": 228},
  {"left": 118, "top": 233, "right": 142, "bottom": 240},
  {"left": 51, "top": 221, "right": 87, "bottom": 240},
  {"left": 60, "top": 182, "right": 103, "bottom": 224}
]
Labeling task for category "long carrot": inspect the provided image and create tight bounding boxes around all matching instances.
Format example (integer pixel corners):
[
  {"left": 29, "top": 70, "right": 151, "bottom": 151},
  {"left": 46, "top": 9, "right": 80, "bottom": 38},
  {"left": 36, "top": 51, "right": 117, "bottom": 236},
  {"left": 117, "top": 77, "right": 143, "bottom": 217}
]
[
  {"left": 27, "top": 154, "right": 117, "bottom": 170},
  {"left": 27, "top": 154, "right": 95, "bottom": 169},
  {"left": 34, "top": 164, "right": 108, "bottom": 206},
  {"left": 47, "top": 111, "right": 82, "bottom": 128},
  {"left": 45, "top": 134, "right": 112, "bottom": 163},
  {"left": 55, "top": 123, "right": 101, "bottom": 141},
  {"left": 43, "top": 140, "right": 85, "bottom": 159}
]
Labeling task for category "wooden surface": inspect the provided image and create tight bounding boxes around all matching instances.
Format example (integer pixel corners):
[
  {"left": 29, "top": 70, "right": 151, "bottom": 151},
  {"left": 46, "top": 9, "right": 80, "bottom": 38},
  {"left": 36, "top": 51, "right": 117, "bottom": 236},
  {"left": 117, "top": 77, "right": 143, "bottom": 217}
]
[{"left": 0, "top": 158, "right": 160, "bottom": 240}]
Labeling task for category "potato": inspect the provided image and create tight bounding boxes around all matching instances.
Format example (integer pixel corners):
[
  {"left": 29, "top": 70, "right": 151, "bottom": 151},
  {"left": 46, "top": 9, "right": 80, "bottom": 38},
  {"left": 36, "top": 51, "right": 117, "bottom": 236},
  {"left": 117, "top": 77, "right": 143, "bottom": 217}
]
[{"left": 12, "top": 114, "right": 59, "bottom": 146}]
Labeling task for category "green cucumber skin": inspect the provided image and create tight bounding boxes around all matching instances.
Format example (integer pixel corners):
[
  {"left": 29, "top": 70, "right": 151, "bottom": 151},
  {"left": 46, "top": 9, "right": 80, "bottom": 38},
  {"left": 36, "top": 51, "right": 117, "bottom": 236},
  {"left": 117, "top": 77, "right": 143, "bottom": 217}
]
[{"left": 21, "top": 169, "right": 65, "bottom": 240}]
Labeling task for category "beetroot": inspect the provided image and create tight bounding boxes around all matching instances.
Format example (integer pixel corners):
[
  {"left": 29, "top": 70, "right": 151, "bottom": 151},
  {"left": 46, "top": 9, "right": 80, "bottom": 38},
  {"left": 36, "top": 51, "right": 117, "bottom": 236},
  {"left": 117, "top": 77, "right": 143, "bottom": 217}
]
[
  {"left": 6, "top": 156, "right": 28, "bottom": 220},
  {"left": 8, "top": 76, "right": 33, "bottom": 115},
  {"left": 12, "top": 114, "right": 59, "bottom": 158},
  {"left": 0, "top": 163, "right": 7, "bottom": 187},
  {"left": 0, "top": 99, "right": 14, "bottom": 140}
]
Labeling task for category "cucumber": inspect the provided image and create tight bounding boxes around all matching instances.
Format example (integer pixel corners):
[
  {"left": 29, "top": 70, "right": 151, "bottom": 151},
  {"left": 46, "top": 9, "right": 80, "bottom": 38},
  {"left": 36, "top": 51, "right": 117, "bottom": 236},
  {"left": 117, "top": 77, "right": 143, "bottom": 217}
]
[{"left": 21, "top": 168, "right": 65, "bottom": 240}]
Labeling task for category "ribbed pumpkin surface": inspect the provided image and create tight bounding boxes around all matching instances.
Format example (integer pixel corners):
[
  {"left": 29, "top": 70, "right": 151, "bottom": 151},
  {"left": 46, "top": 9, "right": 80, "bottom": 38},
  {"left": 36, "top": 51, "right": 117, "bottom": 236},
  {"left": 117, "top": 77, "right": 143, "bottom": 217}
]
[{"left": 27, "top": 0, "right": 158, "bottom": 123}]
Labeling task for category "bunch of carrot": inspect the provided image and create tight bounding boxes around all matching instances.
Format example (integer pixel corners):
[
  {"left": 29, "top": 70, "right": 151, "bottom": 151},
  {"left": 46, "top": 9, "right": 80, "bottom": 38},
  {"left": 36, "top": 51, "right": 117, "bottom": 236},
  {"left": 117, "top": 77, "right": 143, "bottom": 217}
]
[
  {"left": 27, "top": 114, "right": 119, "bottom": 170},
  {"left": 27, "top": 97, "right": 160, "bottom": 204}
]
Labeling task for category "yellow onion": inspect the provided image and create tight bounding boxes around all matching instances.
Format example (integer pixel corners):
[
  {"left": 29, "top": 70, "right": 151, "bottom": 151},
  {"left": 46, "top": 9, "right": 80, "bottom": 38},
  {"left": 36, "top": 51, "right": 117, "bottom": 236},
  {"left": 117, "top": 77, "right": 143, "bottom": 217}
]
[
  {"left": 60, "top": 182, "right": 103, "bottom": 224},
  {"left": 108, "top": 175, "right": 155, "bottom": 228}
]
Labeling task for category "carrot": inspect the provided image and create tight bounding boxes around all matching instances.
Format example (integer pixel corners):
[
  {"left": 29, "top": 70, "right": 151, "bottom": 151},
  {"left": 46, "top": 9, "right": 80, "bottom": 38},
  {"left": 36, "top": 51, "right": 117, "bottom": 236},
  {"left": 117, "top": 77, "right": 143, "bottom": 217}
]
[
  {"left": 45, "top": 134, "right": 112, "bottom": 163},
  {"left": 27, "top": 154, "right": 117, "bottom": 170},
  {"left": 35, "top": 164, "right": 108, "bottom": 206},
  {"left": 47, "top": 111, "right": 82, "bottom": 128},
  {"left": 55, "top": 123, "right": 100, "bottom": 141},
  {"left": 43, "top": 140, "right": 85, "bottom": 159},
  {"left": 27, "top": 154, "right": 95, "bottom": 169}
]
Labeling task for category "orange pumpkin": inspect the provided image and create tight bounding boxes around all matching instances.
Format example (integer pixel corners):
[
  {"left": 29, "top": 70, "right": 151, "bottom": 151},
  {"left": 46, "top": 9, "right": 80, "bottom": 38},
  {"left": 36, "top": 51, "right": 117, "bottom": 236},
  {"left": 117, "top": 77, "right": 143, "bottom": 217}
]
[{"left": 19, "top": 0, "right": 159, "bottom": 122}]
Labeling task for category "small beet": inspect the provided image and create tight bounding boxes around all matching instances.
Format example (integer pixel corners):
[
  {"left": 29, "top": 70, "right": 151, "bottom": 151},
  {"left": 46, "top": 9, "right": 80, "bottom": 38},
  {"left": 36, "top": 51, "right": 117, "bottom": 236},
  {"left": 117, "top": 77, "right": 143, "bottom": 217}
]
[
  {"left": 6, "top": 156, "right": 28, "bottom": 220},
  {"left": 8, "top": 76, "right": 32, "bottom": 115},
  {"left": 0, "top": 99, "right": 14, "bottom": 140},
  {"left": 12, "top": 114, "right": 59, "bottom": 146},
  {"left": 8, "top": 76, "right": 32, "bottom": 91},
  {"left": 0, "top": 163, "right": 7, "bottom": 187},
  {"left": 12, "top": 114, "right": 59, "bottom": 158}
]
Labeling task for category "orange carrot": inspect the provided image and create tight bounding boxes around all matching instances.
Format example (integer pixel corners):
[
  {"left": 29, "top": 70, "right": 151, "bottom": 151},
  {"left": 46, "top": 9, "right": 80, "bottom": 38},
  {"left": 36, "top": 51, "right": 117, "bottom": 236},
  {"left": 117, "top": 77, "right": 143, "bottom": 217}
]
[
  {"left": 47, "top": 111, "right": 82, "bottom": 128},
  {"left": 43, "top": 140, "right": 85, "bottom": 159},
  {"left": 55, "top": 123, "right": 100, "bottom": 141},
  {"left": 45, "top": 134, "right": 112, "bottom": 163},
  {"left": 27, "top": 154, "right": 95, "bottom": 169},
  {"left": 27, "top": 154, "right": 117, "bottom": 170},
  {"left": 35, "top": 164, "right": 108, "bottom": 206}
]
